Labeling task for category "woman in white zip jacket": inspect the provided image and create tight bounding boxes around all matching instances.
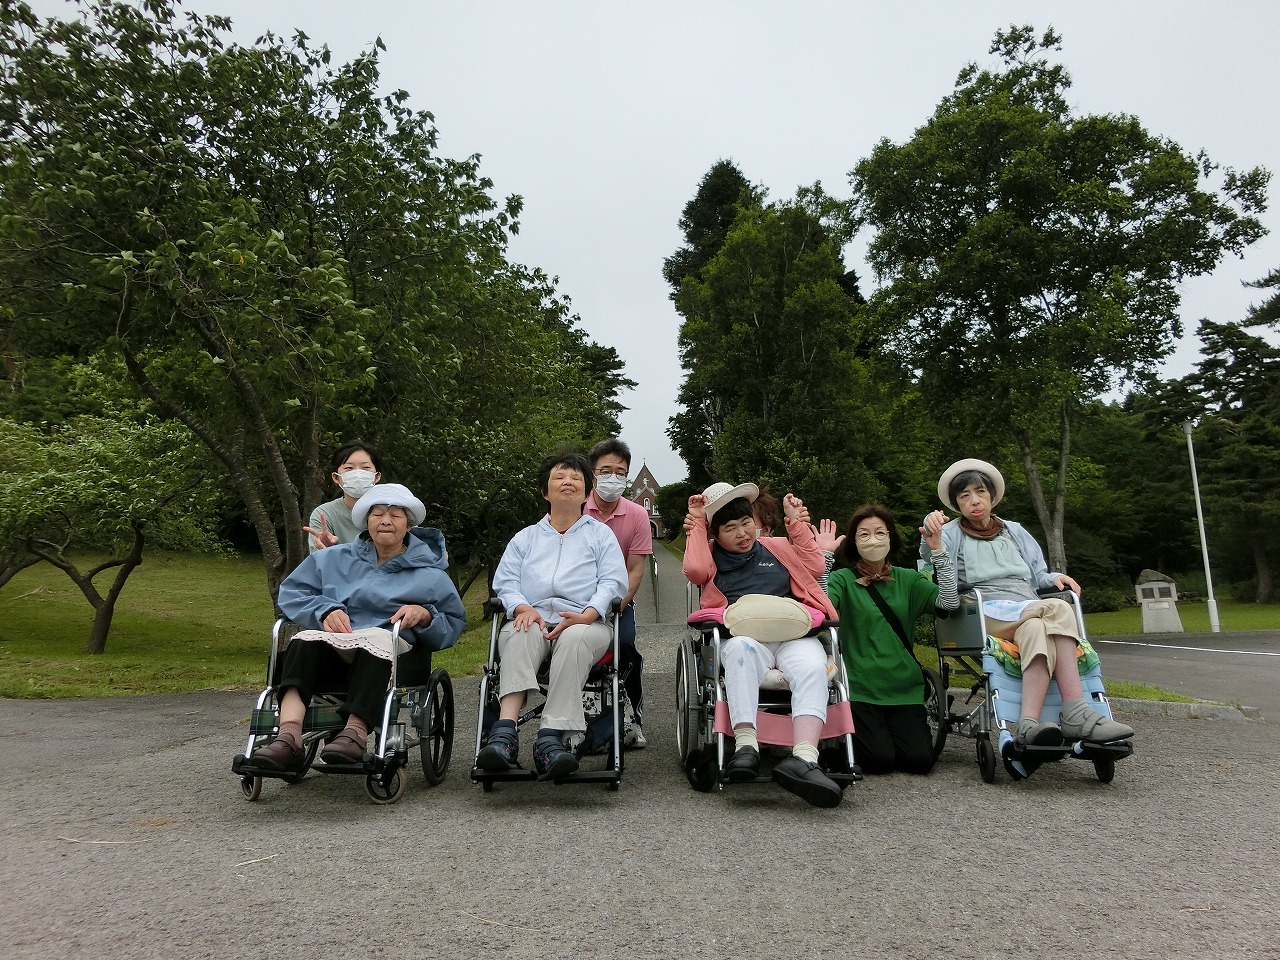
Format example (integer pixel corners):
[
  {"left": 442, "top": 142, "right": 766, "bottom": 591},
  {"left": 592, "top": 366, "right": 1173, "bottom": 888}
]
[{"left": 476, "top": 452, "right": 628, "bottom": 780}]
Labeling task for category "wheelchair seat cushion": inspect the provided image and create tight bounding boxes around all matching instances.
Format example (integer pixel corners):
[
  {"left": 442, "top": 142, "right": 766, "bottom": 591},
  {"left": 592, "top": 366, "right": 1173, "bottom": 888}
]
[{"left": 986, "top": 634, "right": 1100, "bottom": 677}]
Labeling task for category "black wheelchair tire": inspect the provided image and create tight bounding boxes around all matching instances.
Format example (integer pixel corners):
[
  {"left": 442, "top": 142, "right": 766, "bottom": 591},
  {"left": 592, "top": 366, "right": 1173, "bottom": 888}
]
[
  {"left": 1093, "top": 755, "right": 1116, "bottom": 784},
  {"left": 674, "top": 641, "right": 700, "bottom": 763},
  {"left": 419, "top": 668, "right": 455, "bottom": 787},
  {"left": 921, "top": 667, "right": 947, "bottom": 758},
  {"left": 977, "top": 734, "right": 997, "bottom": 784}
]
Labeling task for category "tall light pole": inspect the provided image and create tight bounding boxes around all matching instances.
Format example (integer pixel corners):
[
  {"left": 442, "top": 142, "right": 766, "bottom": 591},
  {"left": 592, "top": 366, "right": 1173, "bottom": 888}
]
[{"left": 1182, "top": 420, "right": 1221, "bottom": 633}]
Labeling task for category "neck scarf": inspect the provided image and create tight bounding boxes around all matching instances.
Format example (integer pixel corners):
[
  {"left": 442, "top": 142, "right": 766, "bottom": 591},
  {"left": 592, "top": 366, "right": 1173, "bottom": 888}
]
[
  {"left": 960, "top": 515, "right": 1005, "bottom": 541},
  {"left": 855, "top": 559, "right": 894, "bottom": 586}
]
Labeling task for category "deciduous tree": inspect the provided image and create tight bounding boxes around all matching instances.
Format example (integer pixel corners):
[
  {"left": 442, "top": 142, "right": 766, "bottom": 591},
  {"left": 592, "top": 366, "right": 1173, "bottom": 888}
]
[{"left": 850, "top": 25, "right": 1269, "bottom": 571}]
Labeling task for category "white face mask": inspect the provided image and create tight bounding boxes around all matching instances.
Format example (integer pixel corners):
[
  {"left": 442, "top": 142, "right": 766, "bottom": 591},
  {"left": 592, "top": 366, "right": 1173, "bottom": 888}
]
[
  {"left": 859, "top": 541, "right": 891, "bottom": 563},
  {"left": 594, "top": 474, "right": 628, "bottom": 502},
  {"left": 340, "top": 469, "right": 377, "bottom": 499}
]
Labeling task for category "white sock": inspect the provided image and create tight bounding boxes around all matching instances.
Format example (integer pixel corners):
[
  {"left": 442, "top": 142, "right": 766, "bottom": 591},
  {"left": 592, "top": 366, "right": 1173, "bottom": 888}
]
[
  {"left": 734, "top": 726, "right": 758, "bottom": 751},
  {"left": 793, "top": 741, "right": 819, "bottom": 764}
]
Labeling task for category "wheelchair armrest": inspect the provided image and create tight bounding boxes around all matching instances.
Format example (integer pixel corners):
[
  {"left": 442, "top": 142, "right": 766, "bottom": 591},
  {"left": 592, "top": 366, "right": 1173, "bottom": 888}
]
[
  {"left": 483, "top": 596, "right": 503, "bottom": 619},
  {"left": 610, "top": 597, "right": 622, "bottom": 616},
  {"left": 1036, "top": 586, "right": 1074, "bottom": 599}
]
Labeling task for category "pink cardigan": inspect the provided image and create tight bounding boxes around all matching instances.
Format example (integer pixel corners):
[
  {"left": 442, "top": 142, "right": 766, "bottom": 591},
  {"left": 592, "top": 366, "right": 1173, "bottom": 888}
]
[{"left": 683, "top": 516, "right": 837, "bottom": 619}]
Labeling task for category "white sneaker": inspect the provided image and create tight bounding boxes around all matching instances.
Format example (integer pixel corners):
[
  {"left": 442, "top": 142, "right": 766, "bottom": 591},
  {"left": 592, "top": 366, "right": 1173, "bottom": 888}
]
[{"left": 623, "top": 725, "right": 648, "bottom": 750}]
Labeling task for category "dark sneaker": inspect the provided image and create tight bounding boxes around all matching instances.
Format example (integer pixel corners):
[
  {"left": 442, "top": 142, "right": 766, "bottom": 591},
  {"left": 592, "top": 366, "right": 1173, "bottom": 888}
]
[
  {"left": 476, "top": 722, "right": 520, "bottom": 772},
  {"left": 320, "top": 730, "right": 366, "bottom": 764},
  {"left": 724, "top": 745, "right": 760, "bottom": 782},
  {"left": 772, "top": 755, "right": 843, "bottom": 808},
  {"left": 533, "top": 733, "right": 579, "bottom": 781},
  {"left": 251, "top": 735, "right": 304, "bottom": 772}
]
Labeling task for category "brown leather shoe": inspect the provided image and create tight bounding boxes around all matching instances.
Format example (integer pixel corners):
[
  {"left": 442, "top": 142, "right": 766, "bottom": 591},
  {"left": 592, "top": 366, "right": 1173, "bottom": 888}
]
[
  {"left": 251, "top": 735, "right": 304, "bottom": 771},
  {"left": 321, "top": 731, "right": 366, "bottom": 764}
]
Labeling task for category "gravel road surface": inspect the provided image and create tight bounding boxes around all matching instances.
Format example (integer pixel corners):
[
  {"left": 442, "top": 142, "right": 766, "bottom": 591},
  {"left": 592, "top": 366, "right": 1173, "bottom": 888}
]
[{"left": 2, "top": 633, "right": 1277, "bottom": 960}]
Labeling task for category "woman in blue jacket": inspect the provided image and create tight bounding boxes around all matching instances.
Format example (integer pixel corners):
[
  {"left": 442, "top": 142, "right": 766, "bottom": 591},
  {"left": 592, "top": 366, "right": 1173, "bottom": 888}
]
[{"left": 250, "top": 483, "right": 466, "bottom": 771}]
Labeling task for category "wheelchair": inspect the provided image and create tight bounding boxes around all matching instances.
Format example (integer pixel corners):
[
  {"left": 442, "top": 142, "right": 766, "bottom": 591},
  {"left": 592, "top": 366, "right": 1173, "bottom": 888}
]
[
  {"left": 676, "top": 584, "right": 859, "bottom": 794},
  {"left": 929, "top": 588, "right": 1133, "bottom": 783},
  {"left": 470, "top": 597, "right": 626, "bottom": 791},
  {"left": 232, "top": 619, "right": 455, "bottom": 804}
]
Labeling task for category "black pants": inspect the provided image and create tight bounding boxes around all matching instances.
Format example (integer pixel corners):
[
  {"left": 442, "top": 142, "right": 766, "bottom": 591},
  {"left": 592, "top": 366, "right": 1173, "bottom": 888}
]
[
  {"left": 278, "top": 639, "right": 424, "bottom": 729},
  {"left": 851, "top": 701, "right": 936, "bottom": 775}
]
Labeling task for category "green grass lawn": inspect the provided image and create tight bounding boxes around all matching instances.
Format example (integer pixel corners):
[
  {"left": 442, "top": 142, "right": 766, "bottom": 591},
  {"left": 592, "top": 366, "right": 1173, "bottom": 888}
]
[
  {"left": 0, "top": 551, "right": 494, "bottom": 698},
  {"left": 1085, "top": 599, "right": 1280, "bottom": 636}
]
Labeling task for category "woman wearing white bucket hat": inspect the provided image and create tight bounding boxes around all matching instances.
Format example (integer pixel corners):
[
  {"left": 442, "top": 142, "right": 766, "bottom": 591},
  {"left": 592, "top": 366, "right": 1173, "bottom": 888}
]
[
  {"left": 934, "top": 460, "right": 1133, "bottom": 747},
  {"left": 250, "top": 483, "right": 466, "bottom": 771},
  {"left": 683, "top": 480, "right": 843, "bottom": 808}
]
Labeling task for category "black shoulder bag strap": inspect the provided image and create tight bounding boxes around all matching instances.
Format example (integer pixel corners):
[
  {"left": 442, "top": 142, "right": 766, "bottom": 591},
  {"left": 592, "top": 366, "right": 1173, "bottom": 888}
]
[{"left": 865, "top": 581, "right": 924, "bottom": 671}]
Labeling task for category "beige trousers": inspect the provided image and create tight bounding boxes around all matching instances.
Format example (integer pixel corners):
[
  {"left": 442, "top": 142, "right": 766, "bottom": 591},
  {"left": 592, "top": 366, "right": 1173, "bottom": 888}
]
[
  {"left": 497, "top": 620, "right": 612, "bottom": 732},
  {"left": 986, "top": 598, "right": 1079, "bottom": 673}
]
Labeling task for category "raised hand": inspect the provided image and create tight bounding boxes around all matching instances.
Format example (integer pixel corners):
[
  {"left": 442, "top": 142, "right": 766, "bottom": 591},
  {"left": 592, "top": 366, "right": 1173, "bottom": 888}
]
[
  {"left": 303, "top": 514, "right": 338, "bottom": 549},
  {"left": 919, "top": 509, "right": 947, "bottom": 551},
  {"left": 782, "top": 493, "right": 809, "bottom": 525},
  {"left": 813, "top": 518, "right": 846, "bottom": 553}
]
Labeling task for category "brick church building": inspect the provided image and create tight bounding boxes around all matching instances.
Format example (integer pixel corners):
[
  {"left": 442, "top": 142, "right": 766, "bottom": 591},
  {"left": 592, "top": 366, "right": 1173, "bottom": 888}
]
[{"left": 626, "top": 463, "right": 665, "bottom": 539}]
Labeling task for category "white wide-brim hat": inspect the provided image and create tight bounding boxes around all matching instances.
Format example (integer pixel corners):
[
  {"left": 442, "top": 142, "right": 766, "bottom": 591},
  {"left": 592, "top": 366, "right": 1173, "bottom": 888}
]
[
  {"left": 938, "top": 459, "right": 1005, "bottom": 511},
  {"left": 352, "top": 483, "right": 427, "bottom": 528},
  {"left": 702, "top": 481, "right": 760, "bottom": 524}
]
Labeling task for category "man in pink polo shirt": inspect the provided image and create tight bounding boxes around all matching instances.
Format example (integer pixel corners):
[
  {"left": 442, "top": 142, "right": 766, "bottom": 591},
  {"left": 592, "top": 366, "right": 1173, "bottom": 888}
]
[{"left": 585, "top": 438, "right": 654, "bottom": 748}]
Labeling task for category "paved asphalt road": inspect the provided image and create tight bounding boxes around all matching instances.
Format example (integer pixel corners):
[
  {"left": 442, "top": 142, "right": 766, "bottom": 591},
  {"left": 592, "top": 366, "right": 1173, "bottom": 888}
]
[{"left": 2, "top": 544, "right": 1277, "bottom": 959}]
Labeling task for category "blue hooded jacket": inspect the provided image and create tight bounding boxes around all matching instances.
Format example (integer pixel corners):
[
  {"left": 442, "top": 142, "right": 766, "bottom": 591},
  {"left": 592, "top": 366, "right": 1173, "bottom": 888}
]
[{"left": 278, "top": 526, "right": 466, "bottom": 651}]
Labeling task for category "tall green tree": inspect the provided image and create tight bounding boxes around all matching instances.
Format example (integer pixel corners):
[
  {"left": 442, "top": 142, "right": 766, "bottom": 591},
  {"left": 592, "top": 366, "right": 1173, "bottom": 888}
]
[
  {"left": 0, "top": 0, "right": 624, "bottom": 598},
  {"left": 669, "top": 182, "right": 886, "bottom": 523},
  {"left": 1141, "top": 320, "right": 1280, "bottom": 601},
  {"left": 850, "top": 25, "right": 1269, "bottom": 571},
  {"left": 664, "top": 160, "right": 760, "bottom": 485}
]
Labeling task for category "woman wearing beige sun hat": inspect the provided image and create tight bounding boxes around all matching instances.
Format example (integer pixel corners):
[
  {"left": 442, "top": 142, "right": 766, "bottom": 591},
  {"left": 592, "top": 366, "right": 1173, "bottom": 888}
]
[
  {"left": 683, "top": 480, "right": 843, "bottom": 808},
  {"left": 932, "top": 459, "right": 1133, "bottom": 748}
]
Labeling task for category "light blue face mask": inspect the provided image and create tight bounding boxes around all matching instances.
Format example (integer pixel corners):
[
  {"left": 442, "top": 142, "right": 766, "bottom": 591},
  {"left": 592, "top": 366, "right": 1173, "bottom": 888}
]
[
  {"left": 340, "top": 469, "right": 377, "bottom": 499},
  {"left": 594, "top": 474, "right": 629, "bottom": 502}
]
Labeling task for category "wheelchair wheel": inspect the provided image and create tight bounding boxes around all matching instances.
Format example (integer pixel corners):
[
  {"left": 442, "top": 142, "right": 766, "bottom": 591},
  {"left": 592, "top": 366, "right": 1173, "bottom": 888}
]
[
  {"left": 921, "top": 667, "right": 947, "bottom": 758},
  {"left": 240, "top": 775, "right": 262, "bottom": 801},
  {"left": 675, "top": 641, "right": 700, "bottom": 763},
  {"left": 419, "top": 669, "right": 455, "bottom": 787},
  {"left": 365, "top": 768, "right": 407, "bottom": 804},
  {"left": 976, "top": 734, "right": 997, "bottom": 784},
  {"left": 1093, "top": 755, "right": 1116, "bottom": 784}
]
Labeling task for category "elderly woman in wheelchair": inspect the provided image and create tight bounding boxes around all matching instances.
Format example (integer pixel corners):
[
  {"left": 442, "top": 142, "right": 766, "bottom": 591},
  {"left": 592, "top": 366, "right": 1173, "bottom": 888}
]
[
  {"left": 683, "top": 481, "right": 845, "bottom": 808},
  {"left": 247, "top": 483, "right": 466, "bottom": 774},
  {"left": 474, "top": 452, "right": 628, "bottom": 781},
  {"left": 936, "top": 459, "right": 1133, "bottom": 749}
]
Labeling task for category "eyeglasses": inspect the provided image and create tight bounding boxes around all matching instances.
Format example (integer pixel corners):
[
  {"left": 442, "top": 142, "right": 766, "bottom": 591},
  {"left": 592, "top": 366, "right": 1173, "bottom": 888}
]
[
  {"left": 594, "top": 468, "right": 628, "bottom": 478},
  {"left": 855, "top": 530, "right": 890, "bottom": 542}
]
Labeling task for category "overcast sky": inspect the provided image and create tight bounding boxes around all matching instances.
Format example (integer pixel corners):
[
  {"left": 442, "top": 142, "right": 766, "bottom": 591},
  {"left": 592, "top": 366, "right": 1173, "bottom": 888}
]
[{"left": 34, "top": 1, "right": 1280, "bottom": 485}]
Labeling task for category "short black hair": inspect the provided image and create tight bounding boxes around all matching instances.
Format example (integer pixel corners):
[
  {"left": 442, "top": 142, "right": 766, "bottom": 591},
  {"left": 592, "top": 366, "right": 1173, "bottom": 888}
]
[
  {"left": 588, "top": 438, "right": 632, "bottom": 471},
  {"left": 538, "top": 450, "right": 593, "bottom": 498},
  {"left": 330, "top": 441, "right": 382, "bottom": 475},
  {"left": 949, "top": 470, "right": 993, "bottom": 508},
  {"left": 709, "top": 496, "right": 754, "bottom": 536}
]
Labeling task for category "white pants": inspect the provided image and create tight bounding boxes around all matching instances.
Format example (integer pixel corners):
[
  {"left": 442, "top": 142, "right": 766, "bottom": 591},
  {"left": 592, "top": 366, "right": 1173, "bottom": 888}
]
[
  {"left": 498, "top": 621, "right": 612, "bottom": 733},
  {"left": 721, "top": 635, "right": 828, "bottom": 728}
]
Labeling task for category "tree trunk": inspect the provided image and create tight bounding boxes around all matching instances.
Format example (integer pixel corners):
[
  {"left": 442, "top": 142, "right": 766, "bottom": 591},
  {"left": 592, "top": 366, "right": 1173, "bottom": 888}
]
[
  {"left": 1253, "top": 535, "right": 1274, "bottom": 603},
  {"left": 85, "top": 525, "right": 146, "bottom": 654},
  {"left": 1014, "top": 403, "right": 1072, "bottom": 573}
]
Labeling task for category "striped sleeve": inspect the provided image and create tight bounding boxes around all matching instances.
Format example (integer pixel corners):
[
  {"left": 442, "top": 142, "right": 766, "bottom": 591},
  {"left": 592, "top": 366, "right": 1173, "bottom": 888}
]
[{"left": 931, "top": 547, "right": 959, "bottom": 610}]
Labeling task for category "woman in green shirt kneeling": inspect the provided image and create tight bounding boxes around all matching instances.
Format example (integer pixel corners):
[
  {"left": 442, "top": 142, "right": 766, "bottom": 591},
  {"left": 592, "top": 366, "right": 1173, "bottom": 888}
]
[{"left": 826, "top": 504, "right": 958, "bottom": 775}]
